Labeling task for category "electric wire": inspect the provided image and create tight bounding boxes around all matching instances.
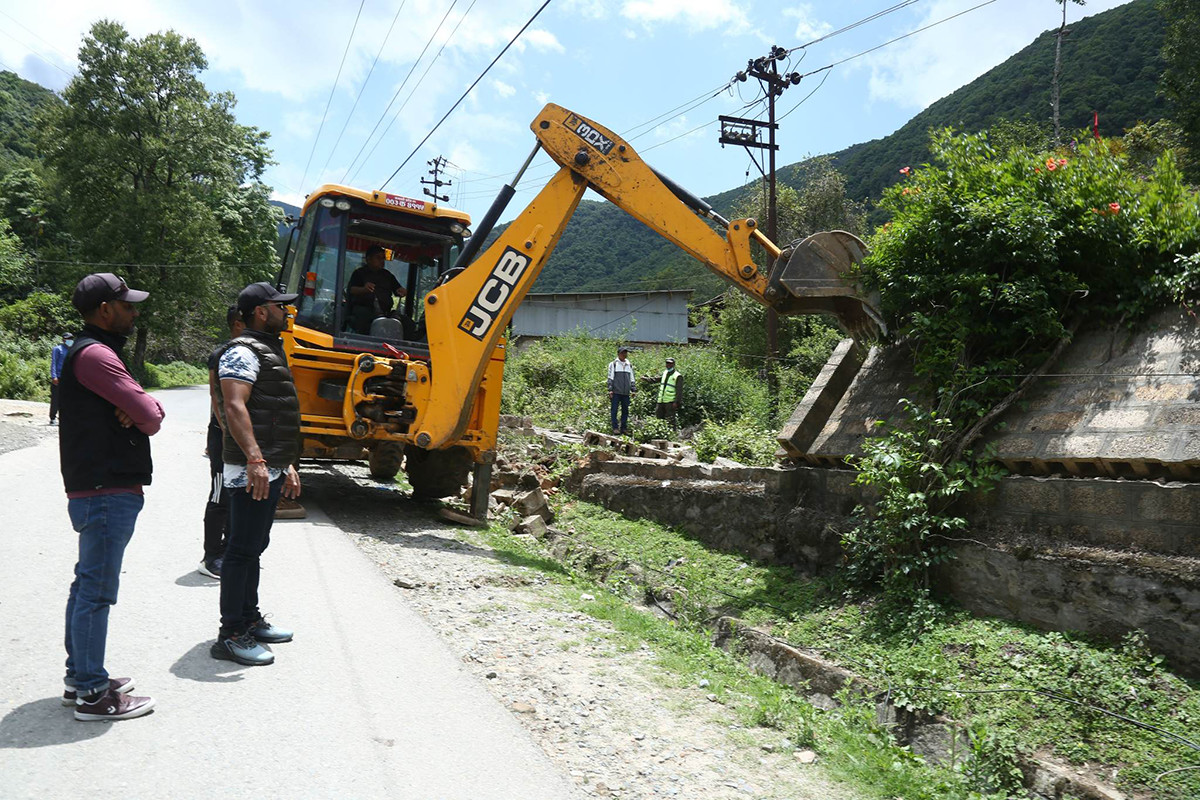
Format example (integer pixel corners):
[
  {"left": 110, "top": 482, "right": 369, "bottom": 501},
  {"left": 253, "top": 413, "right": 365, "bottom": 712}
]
[
  {"left": 0, "top": 9, "right": 76, "bottom": 67},
  {"left": 0, "top": 27, "right": 72, "bottom": 79},
  {"left": 316, "top": 0, "right": 408, "bottom": 180},
  {"left": 297, "top": 0, "right": 366, "bottom": 194},
  {"left": 776, "top": 69, "right": 831, "bottom": 123},
  {"left": 353, "top": 0, "right": 480, "bottom": 188},
  {"left": 377, "top": 0, "right": 555, "bottom": 192},
  {"left": 798, "top": 0, "right": 1002, "bottom": 80},
  {"left": 787, "top": 0, "right": 925, "bottom": 54},
  {"left": 340, "top": 0, "right": 459, "bottom": 185}
]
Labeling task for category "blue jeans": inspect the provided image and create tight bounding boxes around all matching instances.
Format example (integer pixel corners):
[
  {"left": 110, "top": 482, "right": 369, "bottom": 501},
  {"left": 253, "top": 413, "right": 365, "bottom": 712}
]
[
  {"left": 220, "top": 477, "right": 283, "bottom": 634},
  {"left": 610, "top": 394, "right": 630, "bottom": 433},
  {"left": 64, "top": 492, "right": 144, "bottom": 695}
]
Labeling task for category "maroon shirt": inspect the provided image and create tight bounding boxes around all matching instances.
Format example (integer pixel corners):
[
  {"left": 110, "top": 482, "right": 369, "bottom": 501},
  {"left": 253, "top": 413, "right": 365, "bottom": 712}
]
[{"left": 66, "top": 344, "right": 165, "bottom": 499}]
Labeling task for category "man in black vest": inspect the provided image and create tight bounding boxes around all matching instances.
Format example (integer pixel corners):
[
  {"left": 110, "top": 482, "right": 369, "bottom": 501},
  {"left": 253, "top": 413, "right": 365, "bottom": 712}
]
[
  {"left": 211, "top": 282, "right": 302, "bottom": 666},
  {"left": 59, "top": 273, "right": 161, "bottom": 721}
]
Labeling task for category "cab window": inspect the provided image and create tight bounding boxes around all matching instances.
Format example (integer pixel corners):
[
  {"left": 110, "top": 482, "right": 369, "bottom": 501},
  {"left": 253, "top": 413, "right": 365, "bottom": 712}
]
[{"left": 293, "top": 204, "right": 345, "bottom": 334}]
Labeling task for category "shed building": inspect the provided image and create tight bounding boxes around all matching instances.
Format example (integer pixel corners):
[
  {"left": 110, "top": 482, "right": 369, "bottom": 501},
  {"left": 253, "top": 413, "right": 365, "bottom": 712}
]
[{"left": 510, "top": 290, "right": 694, "bottom": 344}]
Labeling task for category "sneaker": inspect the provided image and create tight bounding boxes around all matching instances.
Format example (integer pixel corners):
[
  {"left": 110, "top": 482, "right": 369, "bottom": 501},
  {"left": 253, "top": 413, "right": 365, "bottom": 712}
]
[
  {"left": 74, "top": 688, "right": 155, "bottom": 721},
  {"left": 274, "top": 497, "right": 307, "bottom": 519},
  {"left": 62, "top": 677, "right": 135, "bottom": 706},
  {"left": 197, "top": 558, "right": 222, "bottom": 579},
  {"left": 249, "top": 616, "right": 293, "bottom": 643},
  {"left": 211, "top": 632, "right": 274, "bottom": 666}
]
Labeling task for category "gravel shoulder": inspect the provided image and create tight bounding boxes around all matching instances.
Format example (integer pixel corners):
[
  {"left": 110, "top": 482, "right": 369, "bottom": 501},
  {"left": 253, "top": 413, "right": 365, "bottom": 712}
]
[
  {"left": 304, "top": 461, "right": 860, "bottom": 800},
  {"left": 0, "top": 399, "right": 56, "bottom": 456}
]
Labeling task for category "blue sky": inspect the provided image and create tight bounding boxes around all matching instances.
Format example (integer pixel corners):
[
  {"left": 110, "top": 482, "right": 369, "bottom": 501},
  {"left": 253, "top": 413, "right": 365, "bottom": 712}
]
[{"left": 1, "top": 0, "right": 1133, "bottom": 224}]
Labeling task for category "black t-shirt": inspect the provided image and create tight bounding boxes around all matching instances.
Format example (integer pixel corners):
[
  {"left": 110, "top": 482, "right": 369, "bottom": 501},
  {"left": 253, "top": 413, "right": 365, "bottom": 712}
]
[{"left": 348, "top": 266, "right": 402, "bottom": 314}]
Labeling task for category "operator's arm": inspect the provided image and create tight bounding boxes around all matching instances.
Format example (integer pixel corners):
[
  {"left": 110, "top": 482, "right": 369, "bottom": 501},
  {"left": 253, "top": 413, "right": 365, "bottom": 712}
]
[
  {"left": 74, "top": 344, "right": 165, "bottom": 435},
  {"left": 347, "top": 267, "right": 373, "bottom": 299},
  {"left": 389, "top": 271, "right": 407, "bottom": 298}
]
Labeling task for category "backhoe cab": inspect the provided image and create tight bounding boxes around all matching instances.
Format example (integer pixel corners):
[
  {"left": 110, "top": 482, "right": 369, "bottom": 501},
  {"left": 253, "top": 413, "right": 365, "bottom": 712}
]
[{"left": 276, "top": 104, "right": 883, "bottom": 516}]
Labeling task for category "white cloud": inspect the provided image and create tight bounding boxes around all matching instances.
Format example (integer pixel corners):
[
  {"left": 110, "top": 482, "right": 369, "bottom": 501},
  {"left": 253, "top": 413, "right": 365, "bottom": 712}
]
[
  {"left": 857, "top": 0, "right": 1133, "bottom": 111},
  {"left": 515, "top": 28, "right": 565, "bottom": 54},
  {"left": 621, "top": 0, "right": 750, "bottom": 33},
  {"left": 534, "top": 90, "right": 550, "bottom": 105},
  {"left": 270, "top": 190, "right": 307, "bottom": 208},
  {"left": 784, "top": 5, "right": 832, "bottom": 44},
  {"left": 492, "top": 79, "right": 517, "bottom": 98}
]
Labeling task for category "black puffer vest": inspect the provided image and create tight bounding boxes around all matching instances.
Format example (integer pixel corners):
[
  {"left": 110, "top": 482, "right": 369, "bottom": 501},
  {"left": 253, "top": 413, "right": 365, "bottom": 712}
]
[
  {"left": 59, "top": 324, "right": 153, "bottom": 492},
  {"left": 214, "top": 329, "right": 301, "bottom": 469}
]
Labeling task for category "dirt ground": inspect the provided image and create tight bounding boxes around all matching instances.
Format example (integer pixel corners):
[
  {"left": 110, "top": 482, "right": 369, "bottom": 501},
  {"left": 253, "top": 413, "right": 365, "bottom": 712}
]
[{"left": 303, "top": 461, "right": 859, "bottom": 800}]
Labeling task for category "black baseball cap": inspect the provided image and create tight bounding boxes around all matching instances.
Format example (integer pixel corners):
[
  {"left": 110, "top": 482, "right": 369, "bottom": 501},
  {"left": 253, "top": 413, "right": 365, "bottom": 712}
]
[
  {"left": 617, "top": 345, "right": 628, "bottom": 353},
  {"left": 72, "top": 273, "right": 149, "bottom": 313},
  {"left": 237, "top": 282, "right": 299, "bottom": 314}
]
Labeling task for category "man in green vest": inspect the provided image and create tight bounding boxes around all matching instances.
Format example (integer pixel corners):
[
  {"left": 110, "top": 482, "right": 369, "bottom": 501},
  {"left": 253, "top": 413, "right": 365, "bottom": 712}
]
[{"left": 654, "top": 357, "right": 682, "bottom": 428}]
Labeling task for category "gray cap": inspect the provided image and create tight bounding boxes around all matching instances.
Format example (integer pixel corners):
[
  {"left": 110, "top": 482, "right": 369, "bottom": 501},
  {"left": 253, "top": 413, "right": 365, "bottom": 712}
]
[
  {"left": 617, "top": 345, "right": 628, "bottom": 353},
  {"left": 72, "top": 273, "right": 149, "bottom": 313}
]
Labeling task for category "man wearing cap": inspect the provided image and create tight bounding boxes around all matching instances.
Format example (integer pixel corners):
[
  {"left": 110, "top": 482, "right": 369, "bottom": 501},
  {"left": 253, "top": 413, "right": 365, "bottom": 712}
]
[
  {"left": 654, "top": 357, "right": 683, "bottom": 429},
  {"left": 210, "top": 282, "right": 302, "bottom": 666},
  {"left": 346, "top": 245, "right": 407, "bottom": 335},
  {"left": 59, "top": 273, "right": 161, "bottom": 721},
  {"left": 48, "top": 331, "right": 72, "bottom": 425},
  {"left": 606, "top": 345, "right": 636, "bottom": 436}
]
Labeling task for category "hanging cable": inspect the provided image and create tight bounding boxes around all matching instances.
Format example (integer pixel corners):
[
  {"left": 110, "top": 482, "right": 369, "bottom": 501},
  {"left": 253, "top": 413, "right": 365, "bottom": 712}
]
[
  {"left": 297, "top": 0, "right": 366, "bottom": 193},
  {"left": 350, "top": 0, "right": 479, "bottom": 187},
  {"left": 340, "top": 0, "right": 459, "bottom": 184},
  {"left": 317, "top": 0, "right": 408, "bottom": 179},
  {"left": 787, "top": 0, "right": 924, "bottom": 54},
  {"left": 378, "top": 0, "right": 555, "bottom": 191}
]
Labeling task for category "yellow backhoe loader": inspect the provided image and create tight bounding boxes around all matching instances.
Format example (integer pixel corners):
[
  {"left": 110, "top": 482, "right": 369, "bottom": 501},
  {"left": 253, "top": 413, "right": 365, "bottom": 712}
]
[{"left": 276, "top": 103, "right": 883, "bottom": 516}]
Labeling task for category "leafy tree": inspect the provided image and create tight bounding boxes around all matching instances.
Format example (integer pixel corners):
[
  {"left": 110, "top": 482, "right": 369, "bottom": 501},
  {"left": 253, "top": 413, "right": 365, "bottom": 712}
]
[
  {"left": 1159, "top": 0, "right": 1200, "bottom": 178},
  {"left": 40, "top": 21, "right": 280, "bottom": 369},
  {"left": 0, "top": 218, "right": 33, "bottom": 301}
]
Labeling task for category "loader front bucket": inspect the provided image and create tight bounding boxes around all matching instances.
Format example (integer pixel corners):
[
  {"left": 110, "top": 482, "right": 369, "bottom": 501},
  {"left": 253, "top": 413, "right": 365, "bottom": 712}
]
[{"left": 765, "top": 230, "right": 885, "bottom": 342}]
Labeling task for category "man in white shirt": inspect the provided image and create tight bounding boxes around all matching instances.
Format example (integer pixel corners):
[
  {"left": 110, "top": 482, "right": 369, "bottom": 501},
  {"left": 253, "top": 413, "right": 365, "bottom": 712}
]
[{"left": 606, "top": 345, "right": 636, "bottom": 435}]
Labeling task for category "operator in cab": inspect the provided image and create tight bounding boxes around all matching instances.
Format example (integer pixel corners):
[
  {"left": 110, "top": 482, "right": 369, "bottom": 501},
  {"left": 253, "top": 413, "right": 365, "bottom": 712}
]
[{"left": 346, "top": 245, "right": 407, "bottom": 335}]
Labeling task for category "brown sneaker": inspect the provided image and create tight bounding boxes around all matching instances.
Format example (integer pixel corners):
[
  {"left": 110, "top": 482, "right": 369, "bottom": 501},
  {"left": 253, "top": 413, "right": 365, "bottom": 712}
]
[
  {"left": 274, "top": 497, "right": 307, "bottom": 519},
  {"left": 74, "top": 688, "right": 156, "bottom": 721},
  {"left": 62, "top": 677, "right": 135, "bottom": 706}
]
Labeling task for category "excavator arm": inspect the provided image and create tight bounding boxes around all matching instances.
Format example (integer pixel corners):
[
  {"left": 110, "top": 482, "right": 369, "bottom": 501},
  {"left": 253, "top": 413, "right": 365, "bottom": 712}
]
[{"left": 415, "top": 103, "right": 883, "bottom": 450}]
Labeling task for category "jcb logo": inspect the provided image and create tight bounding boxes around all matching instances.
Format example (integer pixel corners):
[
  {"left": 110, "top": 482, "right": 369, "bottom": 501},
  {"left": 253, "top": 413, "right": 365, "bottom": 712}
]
[
  {"left": 458, "top": 247, "right": 531, "bottom": 340},
  {"left": 569, "top": 116, "right": 614, "bottom": 155}
]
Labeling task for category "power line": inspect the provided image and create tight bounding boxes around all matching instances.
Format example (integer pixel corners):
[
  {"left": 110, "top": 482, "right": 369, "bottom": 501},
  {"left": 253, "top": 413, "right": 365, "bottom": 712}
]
[
  {"left": 378, "top": 0, "right": 556, "bottom": 192},
  {"left": 297, "top": 0, "right": 366, "bottom": 194},
  {"left": 317, "top": 0, "right": 409, "bottom": 180},
  {"left": 353, "top": 0, "right": 480, "bottom": 188},
  {"left": 0, "top": 9, "right": 76, "bottom": 66},
  {"left": 777, "top": 69, "right": 831, "bottom": 123},
  {"left": 786, "top": 0, "right": 925, "bottom": 54},
  {"left": 799, "top": 0, "right": 1002, "bottom": 80},
  {"left": 341, "top": 0, "right": 460, "bottom": 185},
  {"left": 0, "top": 27, "right": 72, "bottom": 79}
]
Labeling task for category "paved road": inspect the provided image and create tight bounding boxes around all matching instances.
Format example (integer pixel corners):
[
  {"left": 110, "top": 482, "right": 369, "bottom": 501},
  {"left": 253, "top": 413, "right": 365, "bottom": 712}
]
[{"left": 0, "top": 385, "right": 581, "bottom": 800}]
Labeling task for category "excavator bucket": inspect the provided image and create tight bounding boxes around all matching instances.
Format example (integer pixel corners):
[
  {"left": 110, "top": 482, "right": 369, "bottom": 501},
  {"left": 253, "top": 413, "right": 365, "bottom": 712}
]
[{"left": 765, "top": 230, "right": 886, "bottom": 342}]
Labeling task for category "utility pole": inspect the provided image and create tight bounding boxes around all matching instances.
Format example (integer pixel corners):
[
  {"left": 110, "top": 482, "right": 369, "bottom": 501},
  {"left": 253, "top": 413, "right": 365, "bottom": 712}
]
[
  {"left": 1051, "top": 0, "right": 1082, "bottom": 145},
  {"left": 723, "top": 46, "right": 800, "bottom": 418},
  {"left": 422, "top": 156, "right": 452, "bottom": 204}
]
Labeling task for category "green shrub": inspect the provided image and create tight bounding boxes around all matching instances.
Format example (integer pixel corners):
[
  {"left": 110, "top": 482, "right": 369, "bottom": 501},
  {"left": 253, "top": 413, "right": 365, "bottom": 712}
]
[
  {"left": 143, "top": 360, "right": 208, "bottom": 389},
  {"left": 692, "top": 416, "right": 779, "bottom": 466},
  {"left": 0, "top": 328, "right": 54, "bottom": 401},
  {"left": 0, "top": 292, "right": 77, "bottom": 339}
]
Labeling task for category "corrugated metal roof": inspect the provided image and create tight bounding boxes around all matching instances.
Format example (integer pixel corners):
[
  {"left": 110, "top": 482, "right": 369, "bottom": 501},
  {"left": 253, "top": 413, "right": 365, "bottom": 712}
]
[{"left": 512, "top": 290, "right": 693, "bottom": 343}]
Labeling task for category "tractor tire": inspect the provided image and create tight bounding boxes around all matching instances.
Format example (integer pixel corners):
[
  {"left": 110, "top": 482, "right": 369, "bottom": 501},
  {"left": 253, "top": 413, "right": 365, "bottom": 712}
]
[
  {"left": 404, "top": 444, "right": 473, "bottom": 499},
  {"left": 367, "top": 442, "right": 405, "bottom": 481}
]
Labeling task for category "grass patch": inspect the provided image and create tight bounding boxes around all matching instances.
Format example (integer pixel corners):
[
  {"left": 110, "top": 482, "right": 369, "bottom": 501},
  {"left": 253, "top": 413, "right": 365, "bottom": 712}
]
[
  {"left": 143, "top": 360, "right": 208, "bottom": 389},
  {"left": 545, "top": 497, "right": 1200, "bottom": 800}
]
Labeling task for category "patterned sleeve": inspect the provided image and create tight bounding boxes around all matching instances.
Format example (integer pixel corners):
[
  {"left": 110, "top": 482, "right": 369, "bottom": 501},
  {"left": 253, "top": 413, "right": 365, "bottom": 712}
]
[{"left": 218, "top": 344, "right": 260, "bottom": 384}]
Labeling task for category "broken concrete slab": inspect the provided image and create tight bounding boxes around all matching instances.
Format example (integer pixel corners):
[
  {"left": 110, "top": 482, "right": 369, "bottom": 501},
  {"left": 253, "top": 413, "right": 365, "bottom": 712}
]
[
  {"left": 511, "top": 514, "right": 548, "bottom": 539},
  {"left": 513, "top": 487, "right": 553, "bottom": 522}
]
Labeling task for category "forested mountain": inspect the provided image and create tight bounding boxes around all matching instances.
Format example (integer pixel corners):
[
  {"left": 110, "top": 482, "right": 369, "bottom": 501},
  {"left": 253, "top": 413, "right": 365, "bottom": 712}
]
[
  {"left": 0, "top": 71, "right": 61, "bottom": 165},
  {"left": 522, "top": 0, "right": 1168, "bottom": 298}
]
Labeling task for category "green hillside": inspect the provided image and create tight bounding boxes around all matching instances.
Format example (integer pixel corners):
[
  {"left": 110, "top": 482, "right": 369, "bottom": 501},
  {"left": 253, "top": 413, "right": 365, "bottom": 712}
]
[
  {"left": 528, "top": 0, "right": 1167, "bottom": 297},
  {"left": 0, "top": 71, "right": 61, "bottom": 165}
]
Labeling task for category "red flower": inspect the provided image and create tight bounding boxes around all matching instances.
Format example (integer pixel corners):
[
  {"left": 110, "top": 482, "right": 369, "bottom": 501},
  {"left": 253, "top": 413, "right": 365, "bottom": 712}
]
[
  {"left": 1057, "top": 158, "right": 1068, "bottom": 167},
  {"left": 1109, "top": 202, "right": 1121, "bottom": 215},
  {"left": 899, "top": 166, "right": 911, "bottom": 175},
  {"left": 1045, "top": 158, "right": 1057, "bottom": 172},
  {"left": 1034, "top": 167, "right": 1041, "bottom": 173},
  {"left": 902, "top": 188, "right": 911, "bottom": 196}
]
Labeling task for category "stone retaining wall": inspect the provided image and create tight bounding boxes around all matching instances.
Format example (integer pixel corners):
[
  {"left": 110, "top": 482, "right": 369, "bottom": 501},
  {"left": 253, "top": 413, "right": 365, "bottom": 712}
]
[{"left": 570, "top": 458, "right": 1200, "bottom": 677}]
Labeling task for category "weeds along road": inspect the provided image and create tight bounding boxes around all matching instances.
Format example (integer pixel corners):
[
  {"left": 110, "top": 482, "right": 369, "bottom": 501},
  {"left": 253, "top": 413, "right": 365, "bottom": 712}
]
[
  {"left": 0, "top": 385, "right": 856, "bottom": 800},
  {"left": 0, "top": 385, "right": 579, "bottom": 800}
]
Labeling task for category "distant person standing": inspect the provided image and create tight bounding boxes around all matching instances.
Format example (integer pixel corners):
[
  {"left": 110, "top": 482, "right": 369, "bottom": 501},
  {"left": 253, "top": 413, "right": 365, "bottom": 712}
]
[
  {"left": 198, "top": 306, "right": 244, "bottom": 579},
  {"left": 606, "top": 345, "right": 636, "bottom": 435},
  {"left": 211, "top": 282, "right": 302, "bottom": 666},
  {"left": 49, "top": 332, "right": 72, "bottom": 424},
  {"left": 653, "top": 357, "right": 682, "bottom": 428},
  {"left": 59, "top": 273, "right": 161, "bottom": 721}
]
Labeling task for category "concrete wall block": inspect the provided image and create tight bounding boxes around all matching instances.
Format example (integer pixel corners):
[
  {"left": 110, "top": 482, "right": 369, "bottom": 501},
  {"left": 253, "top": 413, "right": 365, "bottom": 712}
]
[
  {"left": 1101, "top": 432, "right": 1177, "bottom": 462},
  {"left": 1086, "top": 408, "right": 1151, "bottom": 430},
  {"left": 995, "top": 477, "right": 1063, "bottom": 514},
  {"left": 1025, "top": 411, "right": 1085, "bottom": 434},
  {"left": 1135, "top": 484, "right": 1200, "bottom": 525},
  {"left": 1037, "top": 433, "right": 1103, "bottom": 460},
  {"left": 1062, "top": 482, "right": 1131, "bottom": 521},
  {"left": 1133, "top": 382, "right": 1192, "bottom": 403}
]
